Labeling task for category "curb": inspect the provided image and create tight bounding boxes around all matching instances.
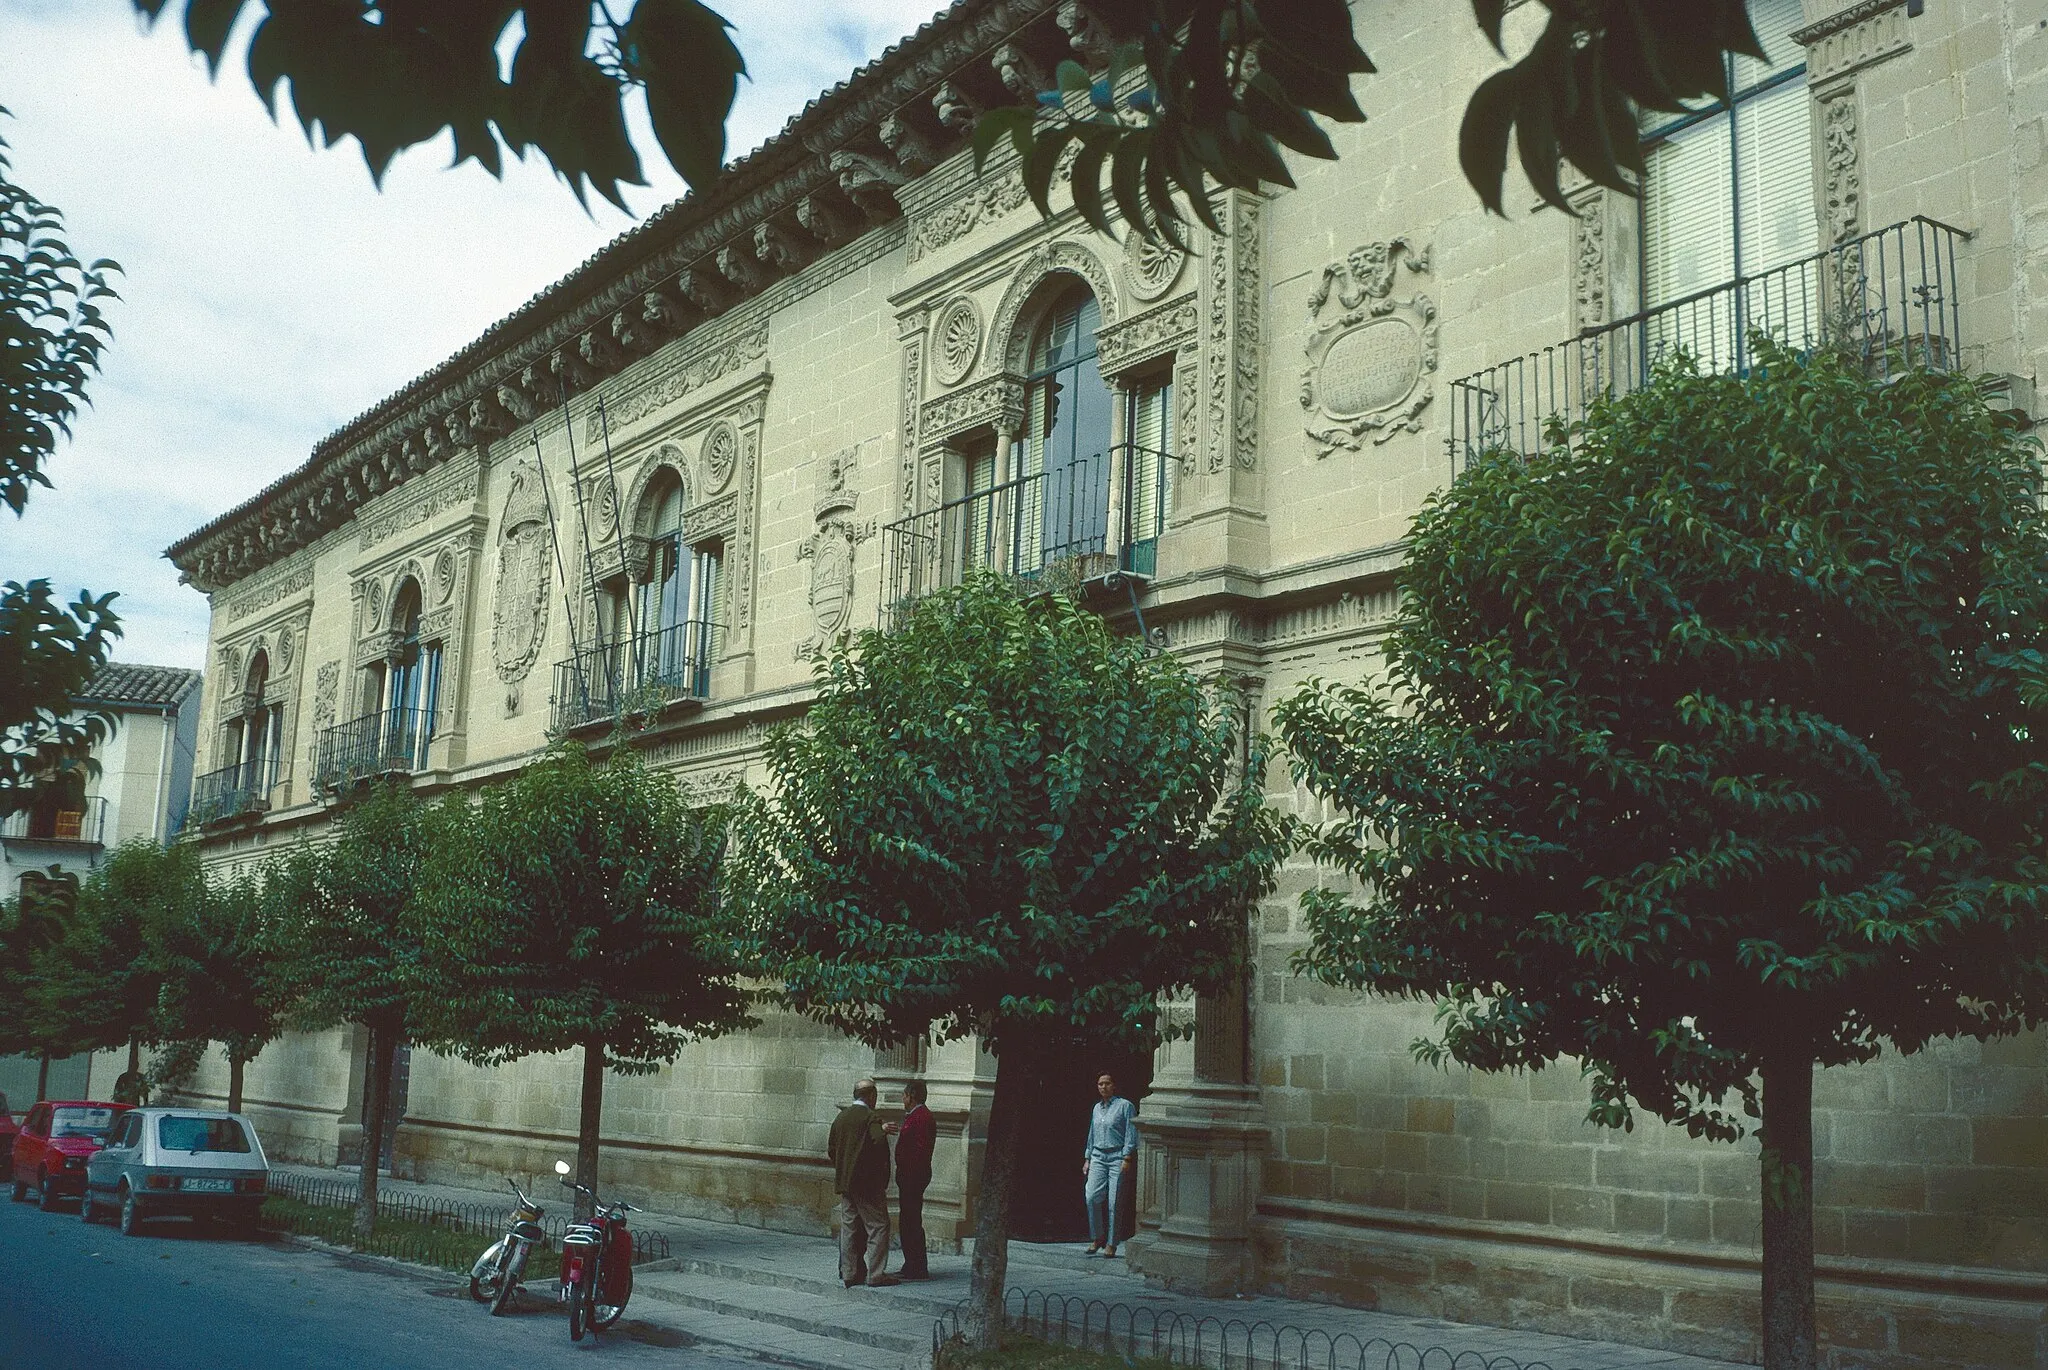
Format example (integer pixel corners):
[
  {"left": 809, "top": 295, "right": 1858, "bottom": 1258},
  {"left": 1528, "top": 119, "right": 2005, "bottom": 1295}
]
[{"left": 269, "top": 1229, "right": 465, "bottom": 1285}]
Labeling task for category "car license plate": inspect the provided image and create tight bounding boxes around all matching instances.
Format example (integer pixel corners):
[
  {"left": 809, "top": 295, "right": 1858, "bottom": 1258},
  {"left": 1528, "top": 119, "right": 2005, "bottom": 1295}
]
[{"left": 183, "top": 1178, "right": 234, "bottom": 1193}]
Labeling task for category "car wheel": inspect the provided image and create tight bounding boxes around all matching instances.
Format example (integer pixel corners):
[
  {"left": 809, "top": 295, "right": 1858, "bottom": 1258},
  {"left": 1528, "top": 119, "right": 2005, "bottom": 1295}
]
[
  {"left": 118, "top": 1185, "right": 143, "bottom": 1237},
  {"left": 8, "top": 1176, "right": 25, "bottom": 1203},
  {"left": 35, "top": 1171, "right": 58, "bottom": 1212},
  {"left": 79, "top": 1187, "right": 99, "bottom": 1224}
]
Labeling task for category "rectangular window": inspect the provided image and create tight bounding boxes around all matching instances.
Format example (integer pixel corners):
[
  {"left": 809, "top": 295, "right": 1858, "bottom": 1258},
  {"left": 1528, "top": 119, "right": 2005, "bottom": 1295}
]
[
  {"left": 1641, "top": 0, "right": 1816, "bottom": 363},
  {"left": 1125, "top": 377, "right": 1173, "bottom": 573}
]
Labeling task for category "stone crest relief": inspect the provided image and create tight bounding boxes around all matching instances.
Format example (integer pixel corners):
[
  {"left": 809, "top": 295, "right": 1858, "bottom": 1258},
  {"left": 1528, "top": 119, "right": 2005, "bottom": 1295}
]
[
  {"left": 796, "top": 444, "right": 876, "bottom": 655},
  {"left": 490, "top": 457, "right": 553, "bottom": 689},
  {"left": 1300, "top": 237, "right": 1438, "bottom": 456}
]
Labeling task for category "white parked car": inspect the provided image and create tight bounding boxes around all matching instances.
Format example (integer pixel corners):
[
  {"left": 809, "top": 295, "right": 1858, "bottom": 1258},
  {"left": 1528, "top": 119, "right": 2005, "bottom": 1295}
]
[{"left": 82, "top": 1108, "right": 270, "bottom": 1237}]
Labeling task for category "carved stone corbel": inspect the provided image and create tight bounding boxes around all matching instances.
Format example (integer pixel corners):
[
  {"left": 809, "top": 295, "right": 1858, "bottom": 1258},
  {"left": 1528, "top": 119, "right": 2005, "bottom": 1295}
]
[
  {"left": 992, "top": 42, "right": 1047, "bottom": 101},
  {"left": 831, "top": 149, "right": 908, "bottom": 221},
  {"left": 443, "top": 408, "right": 474, "bottom": 452},
  {"left": 754, "top": 220, "right": 814, "bottom": 275},
  {"left": 496, "top": 379, "right": 540, "bottom": 425},
  {"left": 1056, "top": 1, "right": 1113, "bottom": 65},
  {"left": 716, "top": 243, "right": 767, "bottom": 292},
  {"left": 679, "top": 264, "right": 736, "bottom": 316},
  {"left": 932, "top": 81, "right": 982, "bottom": 131},
  {"left": 879, "top": 111, "right": 943, "bottom": 175},
  {"left": 577, "top": 328, "right": 620, "bottom": 375},
  {"left": 467, "top": 391, "right": 513, "bottom": 441},
  {"left": 796, "top": 192, "right": 855, "bottom": 249}
]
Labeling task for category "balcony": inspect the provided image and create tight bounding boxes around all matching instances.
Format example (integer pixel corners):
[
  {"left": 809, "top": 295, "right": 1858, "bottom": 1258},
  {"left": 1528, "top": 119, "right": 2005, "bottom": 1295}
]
[
  {"left": 314, "top": 706, "right": 433, "bottom": 792},
  {"left": 881, "top": 443, "right": 1170, "bottom": 619},
  {"left": 188, "top": 758, "right": 277, "bottom": 827},
  {"left": 552, "top": 619, "right": 718, "bottom": 733},
  {"left": 1, "top": 796, "right": 108, "bottom": 847},
  {"left": 1448, "top": 217, "right": 1970, "bottom": 470}
]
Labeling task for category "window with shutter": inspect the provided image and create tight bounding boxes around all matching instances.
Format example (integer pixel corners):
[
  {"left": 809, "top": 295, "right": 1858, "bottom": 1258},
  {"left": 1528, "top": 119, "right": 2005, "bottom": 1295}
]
[
  {"left": 1641, "top": 0, "right": 1816, "bottom": 363},
  {"left": 1124, "top": 378, "right": 1172, "bottom": 575}
]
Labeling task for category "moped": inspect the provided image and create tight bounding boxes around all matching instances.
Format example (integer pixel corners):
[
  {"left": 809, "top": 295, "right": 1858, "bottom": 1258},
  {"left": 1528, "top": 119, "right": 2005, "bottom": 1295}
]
[
  {"left": 554, "top": 1159, "right": 638, "bottom": 1341},
  {"left": 469, "top": 1175, "right": 548, "bottom": 1315}
]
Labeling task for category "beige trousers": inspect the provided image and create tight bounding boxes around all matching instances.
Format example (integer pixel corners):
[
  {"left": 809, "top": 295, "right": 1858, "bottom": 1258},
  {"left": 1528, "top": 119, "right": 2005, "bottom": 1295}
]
[{"left": 837, "top": 1192, "right": 890, "bottom": 1284}]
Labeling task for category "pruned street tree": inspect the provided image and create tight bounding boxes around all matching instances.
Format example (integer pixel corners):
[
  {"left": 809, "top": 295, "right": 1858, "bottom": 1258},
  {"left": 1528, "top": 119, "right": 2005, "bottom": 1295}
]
[
  {"left": 734, "top": 572, "right": 1289, "bottom": 1347},
  {"left": 147, "top": 856, "right": 288, "bottom": 1114},
  {"left": 28, "top": 840, "right": 178, "bottom": 1089},
  {"left": 129, "top": 2, "right": 1765, "bottom": 235},
  {"left": 407, "top": 743, "right": 751, "bottom": 1218},
  {"left": 273, "top": 781, "right": 433, "bottom": 1239},
  {"left": 1275, "top": 343, "right": 2048, "bottom": 1370},
  {"left": 0, "top": 867, "right": 80, "bottom": 1103}
]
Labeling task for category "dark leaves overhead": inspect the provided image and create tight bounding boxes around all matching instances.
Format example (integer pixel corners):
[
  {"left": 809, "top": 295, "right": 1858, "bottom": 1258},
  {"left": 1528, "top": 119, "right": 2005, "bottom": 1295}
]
[{"left": 131, "top": 1, "right": 744, "bottom": 211}]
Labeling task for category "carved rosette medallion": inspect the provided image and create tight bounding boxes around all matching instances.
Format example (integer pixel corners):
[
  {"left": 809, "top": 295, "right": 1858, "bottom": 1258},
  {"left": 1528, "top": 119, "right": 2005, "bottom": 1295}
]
[
  {"left": 930, "top": 297, "right": 982, "bottom": 386},
  {"left": 1300, "top": 237, "right": 1439, "bottom": 456},
  {"left": 276, "top": 625, "right": 295, "bottom": 675},
  {"left": 432, "top": 548, "right": 457, "bottom": 605},
  {"left": 1125, "top": 233, "right": 1185, "bottom": 303},
  {"left": 702, "top": 421, "right": 738, "bottom": 494},
  {"left": 490, "top": 458, "right": 553, "bottom": 684}
]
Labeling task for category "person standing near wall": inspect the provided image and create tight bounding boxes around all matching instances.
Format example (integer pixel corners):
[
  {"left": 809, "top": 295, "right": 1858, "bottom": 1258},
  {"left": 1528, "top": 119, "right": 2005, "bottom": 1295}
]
[
  {"left": 1082, "top": 1071, "right": 1137, "bottom": 1258},
  {"left": 828, "top": 1077, "right": 898, "bottom": 1287},
  {"left": 885, "top": 1079, "right": 934, "bottom": 1279}
]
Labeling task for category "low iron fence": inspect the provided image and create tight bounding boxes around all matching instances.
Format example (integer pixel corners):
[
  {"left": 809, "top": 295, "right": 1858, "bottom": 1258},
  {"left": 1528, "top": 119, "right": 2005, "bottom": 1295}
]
[
  {"left": 934, "top": 1289, "right": 1573, "bottom": 1370},
  {"left": 265, "top": 1169, "right": 670, "bottom": 1267},
  {"left": 1446, "top": 216, "right": 1970, "bottom": 472}
]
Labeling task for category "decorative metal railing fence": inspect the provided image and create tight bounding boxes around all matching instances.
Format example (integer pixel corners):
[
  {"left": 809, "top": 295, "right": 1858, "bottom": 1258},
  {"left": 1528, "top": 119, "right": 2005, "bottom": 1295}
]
[
  {"left": 313, "top": 706, "right": 433, "bottom": 792},
  {"left": 0, "top": 796, "right": 109, "bottom": 845},
  {"left": 188, "top": 758, "right": 276, "bottom": 826},
  {"left": 264, "top": 1169, "right": 670, "bottom": 1268},
  {"left": 933, "top": 1290, "right": 1575, "bottom": 1370},
  {"left": 1446, "top": 216, "right": 1970, "bottom": 472},
  {"left": 881, "top": 444, "right": 1172, "bottom": 620},
  {"left": 551, "top": 618, "right": 718, "bottom": 733}
]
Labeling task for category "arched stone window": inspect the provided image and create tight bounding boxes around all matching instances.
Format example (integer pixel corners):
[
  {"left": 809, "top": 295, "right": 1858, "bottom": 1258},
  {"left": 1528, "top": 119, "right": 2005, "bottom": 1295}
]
[
  {"left": 1018, "top": 286, "right": 1114, "bottom": 567},
  {"left": 226, "top": 648, "right": 282, "bottom": 796}
]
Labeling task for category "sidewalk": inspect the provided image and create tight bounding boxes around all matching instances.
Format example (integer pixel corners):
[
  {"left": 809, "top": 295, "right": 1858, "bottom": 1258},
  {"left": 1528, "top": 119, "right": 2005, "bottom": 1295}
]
[{"left": 276, "top": 1164, "right": 1743, "bottom": 1370}]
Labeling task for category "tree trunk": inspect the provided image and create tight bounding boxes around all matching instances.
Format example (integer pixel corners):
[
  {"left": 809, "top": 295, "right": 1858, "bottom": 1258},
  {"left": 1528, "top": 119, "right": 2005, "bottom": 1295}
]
[
  {"left": 35, "top": 1052, "right": 49, "bottom": 1103},
  {"left": 227, "top": 1054, "right": 246, "bottom": 1114},
  {"left": 576, "top": 1038, "right": 605, "bottom": 1223},
  {"left": 126, "top": 1038, "right": 140, "bottom": 1076},
  {"left": 1760, "top": 1048, "right": 1817, "bottom": 1370},
  {"left": 356, "top": 1020, "right": 397, "bottom": 1242},
  {"left": 964, "top": 1039, "right": 1033, "bottom": 1349}
]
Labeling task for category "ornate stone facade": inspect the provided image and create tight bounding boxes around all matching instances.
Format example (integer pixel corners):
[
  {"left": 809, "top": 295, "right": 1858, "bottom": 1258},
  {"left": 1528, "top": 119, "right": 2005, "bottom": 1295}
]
[{"left": 165, "top": 4, "right": 2048, "bottom": 1366}]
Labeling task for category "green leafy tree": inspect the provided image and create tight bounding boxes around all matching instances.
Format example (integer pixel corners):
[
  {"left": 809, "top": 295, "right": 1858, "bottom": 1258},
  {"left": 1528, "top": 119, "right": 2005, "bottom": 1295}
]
[
  {"left": 1275, "top": 344, "right": 2048, "bottom": 1370},
  {"left": 129, "top": 2, "right": 1760, "bottom": 234},
  {"left": 734, "top": 573, "right": 1287, "bottom": 1346},
  {"left": 0, "top": 868, "right": 79, "bottom": 1102},
  {"left": 2, "top": 111, "right": 122, "bottom": 812},
  {"left": 28, "top": 840, "right": 179, "bottom": 1084},
  {"left": 408, "top": 743, "right": 751, "bottom": 1216},
  {"left": 148, "top": 857, "right": 287, "bottom": 1113},
  {"left": 275, "top": 782, "right": 432, "bottom": 1238}
]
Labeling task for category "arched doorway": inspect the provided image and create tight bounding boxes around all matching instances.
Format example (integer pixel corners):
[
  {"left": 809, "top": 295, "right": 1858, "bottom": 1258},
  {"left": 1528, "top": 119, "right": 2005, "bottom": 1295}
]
[{"left": 1007, "top": 1037, "right": 1155, "bottom": 1243}]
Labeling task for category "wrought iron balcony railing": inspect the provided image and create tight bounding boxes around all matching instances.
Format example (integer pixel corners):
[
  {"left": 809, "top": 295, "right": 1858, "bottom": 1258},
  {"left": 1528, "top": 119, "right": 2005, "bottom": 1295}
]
[
  {"left": 314, "top": 706, "right": 433, "bottom": 792},
  {"left": 189, "top": 757, "right": 278, "bottom": 826},
  {"left": 0, "top": 796, "right": 108, "bottom": 846},
  {"left": 551, "top": 618, "right": 718, "bottom": 733},
  {"left": 1447, "top": 216, "right": 1970, "bottom": 471},
  {"left": 881, "top": 443, "right": 1171, "bottom": 619}
]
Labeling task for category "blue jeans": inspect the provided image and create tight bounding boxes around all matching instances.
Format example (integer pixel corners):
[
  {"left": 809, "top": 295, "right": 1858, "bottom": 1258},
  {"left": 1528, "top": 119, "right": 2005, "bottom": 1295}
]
[{"left": 1084, "top": 1156, "right": 1126, "bottom": 1246}]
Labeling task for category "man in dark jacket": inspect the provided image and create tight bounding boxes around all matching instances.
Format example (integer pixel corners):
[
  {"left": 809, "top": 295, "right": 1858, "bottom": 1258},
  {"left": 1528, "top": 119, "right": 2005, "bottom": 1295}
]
[
  {"left": 827, "top": 1078, "right": 897, "bottom": 1287},
  {"left": 885, "top": 1079, "right": 935, "bottom": 1279}
]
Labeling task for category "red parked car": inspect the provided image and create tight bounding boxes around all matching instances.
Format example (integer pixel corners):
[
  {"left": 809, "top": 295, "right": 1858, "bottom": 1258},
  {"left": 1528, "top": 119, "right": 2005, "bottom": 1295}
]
[{"left": 11, "top": 1101, "right": 129, "bottom": 1212}]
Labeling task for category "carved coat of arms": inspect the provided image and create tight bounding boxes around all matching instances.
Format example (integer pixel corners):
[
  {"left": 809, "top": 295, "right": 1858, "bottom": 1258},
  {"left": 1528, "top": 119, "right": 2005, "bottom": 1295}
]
[
  {"left": 491, "top": 458, "right": 553, "bottom": 684},
  {"left": 1300, "top": 237, "right": 1439, "bottom": 456}
]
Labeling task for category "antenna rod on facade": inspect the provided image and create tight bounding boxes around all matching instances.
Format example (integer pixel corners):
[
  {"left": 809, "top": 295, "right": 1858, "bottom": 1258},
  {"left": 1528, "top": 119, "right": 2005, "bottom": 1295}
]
[
  {"left": 556, "top": 373, "right": 609, "bottom": 647},
  {"left": 593, "top": 393, "right": 630, "bottom": 589},
  {"left": 528, "top": 431, "right": 587, "bottom": 674}
]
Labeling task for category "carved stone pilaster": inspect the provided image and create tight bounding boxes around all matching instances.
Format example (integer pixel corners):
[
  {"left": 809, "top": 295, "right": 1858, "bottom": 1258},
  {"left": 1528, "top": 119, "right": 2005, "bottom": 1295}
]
[
  {"left": 1123, "top": 1078, "right": 1267, "bottom": 1297},
  {"left": 1819, "top": 89, "right": 1863, "bottom": 247}
]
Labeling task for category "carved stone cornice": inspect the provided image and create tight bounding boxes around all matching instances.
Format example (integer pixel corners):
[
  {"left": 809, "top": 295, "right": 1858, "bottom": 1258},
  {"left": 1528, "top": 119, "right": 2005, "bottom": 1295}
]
[
  {"left": 167, "top": 0, "right": 1065, "bottom": 593},
  {"left": 1792, "top": 0, "right": 1914, "bottom": 88},
  {"left": 920, "top": 374, "right": 1025, "bottom": 444},
  {"left": 1096, "top": 293, "right": 1197, "bottom": 374}
]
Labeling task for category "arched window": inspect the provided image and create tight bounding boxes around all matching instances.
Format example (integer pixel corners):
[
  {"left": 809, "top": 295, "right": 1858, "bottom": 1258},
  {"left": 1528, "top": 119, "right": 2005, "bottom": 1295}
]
[
  {"left": 628, "top": 470, "right": 720, "bottom": 699},
  {"left": 1021, "top": 288, "right": 1114, "bottom": 565},
  {"left": 383, "top": 578, "right": 440, "bottom": 760},
  {"left": 225, "top": 649, "right": 281, "bottom": 797}
]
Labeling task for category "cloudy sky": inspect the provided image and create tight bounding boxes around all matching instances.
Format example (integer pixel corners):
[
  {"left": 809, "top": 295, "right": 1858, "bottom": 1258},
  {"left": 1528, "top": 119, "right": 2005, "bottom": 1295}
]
[{"left": 0, "top": 0, "right": 941, "bottom": 669}]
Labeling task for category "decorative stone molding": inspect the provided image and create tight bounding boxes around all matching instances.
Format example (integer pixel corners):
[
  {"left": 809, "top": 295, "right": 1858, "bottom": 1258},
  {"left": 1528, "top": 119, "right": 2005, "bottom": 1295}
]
[
  {"left": 1230, "top": 198, "right": 1261, "bottom": 471},
  {"left": 587, "top": 322, "right": 770, "bottom": 437},
  {"left": 676, "top": 766, "right": 746, "bottom": 808},
  {"left": 1199, "top": 195, "right": 1263, "bottom": 472},
  {"left": 920, "top": 375, "right": 1025, "bottom": 445},
  {"left": 311, "top": 661, "right": 340, "bottom": 733},
  {"left": 898, "top": 313, "right": 926, "bottom": 517},
  {"left": 702, "top": 420, "right": 739, "bottom": 494},
  {"left": 1097, "top": 294, "right": 1197, "bottom": 375},
  {"left": 490, "top": 457, "right": 553, "bottom": 685},
  {"left": 1299, "top": 236, "right": 1438, "bottom": 456},
  {"left": 224, "top": 566, "right": 313, "bottom": 623},
  {"left": 1571, "top": 187, "right": 1608, "bottom": 335},
  {"left": 684, "top": 491, "right": 738, "bottom": 545},
  {"left": 988, "top": 239, "right": 1122, "bottom": 376},
  {"left": 797, "top": 445, "right": 876, "bottom": 656},
  {"left": 929, "top": 297, "right": 983, "bottom": 386},
  {"left": 1174, "top": 351, "right": 1201, "bottom": 475},
  {"left": 1794, "top": 0, "right": 1913, "bottom": 89},
  {"left": 1820, "top": 91, "right": 1863, "bottom": 246},
  {"left": 1125, "top": 233, "right": 1186, "bottom": 303}
]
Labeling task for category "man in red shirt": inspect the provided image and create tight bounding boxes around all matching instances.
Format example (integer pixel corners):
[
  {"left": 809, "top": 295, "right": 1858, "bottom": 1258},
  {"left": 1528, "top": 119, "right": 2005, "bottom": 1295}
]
[{"left": 886, "top": 1080, "right": 936, "bottom": 1279}]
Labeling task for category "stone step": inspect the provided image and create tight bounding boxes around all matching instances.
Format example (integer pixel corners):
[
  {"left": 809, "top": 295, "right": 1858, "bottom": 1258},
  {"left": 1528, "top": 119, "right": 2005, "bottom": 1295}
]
[
  {"left": 625, "top": 1292, "right": 923, "bottom": 1370},
  {"left": 670, "top": 1252, "right": 963, "bottom": 1318},
  {"left": 633, "top": 1267, "right": 936, "bottom": 1364}
]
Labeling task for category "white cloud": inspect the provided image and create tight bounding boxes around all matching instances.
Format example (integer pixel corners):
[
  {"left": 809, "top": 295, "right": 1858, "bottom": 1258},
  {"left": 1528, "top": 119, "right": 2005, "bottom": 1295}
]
[{"left": 0, "top": 0, "right": 943, "bottom": 668}]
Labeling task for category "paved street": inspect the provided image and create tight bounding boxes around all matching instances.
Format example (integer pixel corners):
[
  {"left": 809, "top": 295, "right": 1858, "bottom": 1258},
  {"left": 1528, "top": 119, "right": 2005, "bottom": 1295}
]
[{"left": 0, "top": 1197, "right": 768, "bottom": 1370}]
